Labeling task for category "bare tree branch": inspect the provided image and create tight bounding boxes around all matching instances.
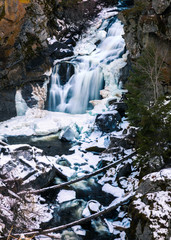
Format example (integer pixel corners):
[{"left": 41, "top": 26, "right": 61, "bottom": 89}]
[
  {"left": 0, "top": 194, "right": 134, "bottom": 239},
  {"left": 18, "top": 152, "right": 136, "bottom": 196}
]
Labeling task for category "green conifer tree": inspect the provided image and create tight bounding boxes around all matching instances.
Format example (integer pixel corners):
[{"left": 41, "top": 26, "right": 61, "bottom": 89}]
[{"left": 126, "top": 44, "right": 171, "bottom": 176}]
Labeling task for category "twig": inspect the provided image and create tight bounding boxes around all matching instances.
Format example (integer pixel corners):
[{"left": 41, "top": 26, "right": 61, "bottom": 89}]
[{"left": 7, "top": 190, "right": 24, "bottom": 202}]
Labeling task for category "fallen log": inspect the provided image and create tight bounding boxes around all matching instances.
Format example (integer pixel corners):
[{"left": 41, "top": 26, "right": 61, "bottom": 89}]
[
  {"left": 0, "top": 193, "right": 134, "bottom": 239},
  {"left": 18, "top": 152, "right": 136, "bottom": 196}
]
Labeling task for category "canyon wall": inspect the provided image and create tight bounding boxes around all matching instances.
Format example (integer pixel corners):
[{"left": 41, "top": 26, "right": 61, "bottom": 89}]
[
  {"left": 118, "top": 0, "right": 171, "bottom": 91},
  {"left": 0, "top": 0, "right": 116, "bottom": 121}
]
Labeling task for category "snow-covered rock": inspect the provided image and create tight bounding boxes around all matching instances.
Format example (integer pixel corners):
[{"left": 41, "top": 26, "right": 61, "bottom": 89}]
[
  {"left": 129, "top": 168, "right": 171, "bottom": 240},
  {"left": 0, "top": 144, "right": 57, "bottom": 190}
]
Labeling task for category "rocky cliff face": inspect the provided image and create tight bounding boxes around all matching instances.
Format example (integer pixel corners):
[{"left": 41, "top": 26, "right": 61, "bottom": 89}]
[
  {"left": 0, "top": 0, "right": 116, "bottom": 121},
  {"left": 118, "top": 0, "right": 171, "bottom": 87},
  {"left": 118, "top": 0, "right": 171, "bottom": 60}
]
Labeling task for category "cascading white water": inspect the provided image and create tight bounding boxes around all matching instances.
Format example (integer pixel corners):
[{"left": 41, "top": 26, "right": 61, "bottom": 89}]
[{"left": 48, "top": 16, "right": 126, "bottom": 114}]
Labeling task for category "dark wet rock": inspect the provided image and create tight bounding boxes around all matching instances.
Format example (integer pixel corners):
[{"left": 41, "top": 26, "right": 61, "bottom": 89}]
[
  {"left": 0, "top": 88, "right": 16, "bottom": 122},
  {"left": 50, "top": 48, "right": 73, "bottom": 61},
  {"left": 97, "top": 159, "right": 112, "bottom": 169},
  {"left": 95, "top": 112, "right": 121, "bottom": 133},
  {"left": 58, "top": 62, "right": 75, "bottom": 85},
  {"left": 116, "top": 102, "right": 128, "bottom": 117},
  {"left": 0, "top": 140, "right": 7, "bottom": 146},
  {"left": 85, "top": 146, "right": 106, "bottom": 153},
  {"left": 91, "top": 218, "right": 113, "bottom": 239},
  {"left": 117, "top": 163, "right": 132, "bottom": 179},
  {"left": 57, "top": 199, "right": 87, "bottom": 224}
]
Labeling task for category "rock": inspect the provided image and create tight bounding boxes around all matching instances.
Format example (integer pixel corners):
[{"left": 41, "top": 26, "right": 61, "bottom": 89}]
[
  {"left": 0, "top": 88, "right": 16, "bottom": 122},
  {"left": 108, "top": 101, "right": 128, "bottom": 117},
  {"left": 97, "top": 159, "right": 112, "bottom": 169},
  {"left": 91, "top": 218, "right": 113, "bottom": 239},
  {"left": 129, "top": 168, "right": 171, "bottom": 240},
  {"left": 152, "top": 0, "right": 171, "bottom": 14},
  {"left": 57, "top": 62, "right": 75, "bottom": 85},
  {"left": 57, "top": 199, "right": 87, "bottom": 224},
  {"left": 95, "top": 112, "right": 121, "bottom": 133},
  {"left": 85, "top": 146, "right": 106, "bottom": 153},
  {"left": 102, "top": 183, "right": 125, "bottom": 198},
  {"left": 51, "top": 48, "right": 73, "bottom": 61},
  {"left": 117, "top": 163, "right": 132, "bottom": 179},
  {"left": 61, "top": 127, "right": 76, "bottom": 142},
  {"left": 88, "top": 200, "right": 101, "bottom": 213},
  {"left": 118, "top": 0, "right": 171, "bottom": 71},
  {"left": 20, "top": 81, "right": 48, "bottom": 110},
  {"left": 61, "top": 230, "right": 82, "bottom": 240},
  {"left": 0, "top": 144, "right": 57, "bottom": 190}
]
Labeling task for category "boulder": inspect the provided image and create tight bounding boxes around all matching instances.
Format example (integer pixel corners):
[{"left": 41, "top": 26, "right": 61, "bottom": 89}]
[
  {"left": 0, "top": 144, "right": 57, "bottom": 191},
  {"left": 85, "top": 146, "right": 106, "bottom": 153},
  {"left": 61, "top": 127, "right": 76, "bottom": 142},
  {"left": 129, "top": 168, "right": 171, "bottom": 240},
  {"left": 95, "top": 112, "right": 121, "bottom": 133},
  {"left": 117, "top": 163, "right": 132, "bottom": 179}
]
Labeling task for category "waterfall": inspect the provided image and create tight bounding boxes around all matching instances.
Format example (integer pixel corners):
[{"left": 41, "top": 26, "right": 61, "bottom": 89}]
[{"left": 48, "top": 17, "right": 126, "bottom": 114}]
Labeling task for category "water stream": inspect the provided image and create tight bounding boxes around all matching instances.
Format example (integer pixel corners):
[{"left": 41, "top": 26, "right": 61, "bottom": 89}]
[
  {"left": 48, "top": 15, "right": 125, "bottom": 114},
  {"left": 0, "top": 3, "right": 138, "bottom": 240}
]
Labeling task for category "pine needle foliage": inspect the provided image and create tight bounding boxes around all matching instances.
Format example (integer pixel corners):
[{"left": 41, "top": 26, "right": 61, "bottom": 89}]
[{"left": 126, "top": 45, "right": 171, "bottom": 175}]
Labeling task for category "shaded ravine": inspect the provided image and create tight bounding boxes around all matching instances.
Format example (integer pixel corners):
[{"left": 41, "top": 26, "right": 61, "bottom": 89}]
[{"left": 0, "top": 3, "right": 139, "bottom": 240}]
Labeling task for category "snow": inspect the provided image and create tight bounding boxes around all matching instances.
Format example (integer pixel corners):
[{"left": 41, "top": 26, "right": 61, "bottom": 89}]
[
  {"left": 88, "top": 200, "right": 101, "bottom": 212},
  {"left": 15, "top": 89, "right": 28, "bottom": 116},
  {"left": 57, "top": 190, "right": 76, "bottom": 204},
  {"left": 134, "top": 191, "right": 171, "bottom": 239},
  {"left": 0, "top": 109, "right": 95, "bottom": 139},
  {"left": 72, "top": 225, "right": 86, "bottom": 236},
  {"left": 55, "top": 164, "right": 75, "bottom": 178},
  {"left": 102, "top": 183, "right": 125, "bottom": 198},
  {"left": 132, "top": 169, "right": 171, "bottom": 240},
  {"left": 82, "top": 206, "right": 91, "bottom": 217},
  {"left": 47, "top": 36, "right": 57, "bottom": 45}
]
